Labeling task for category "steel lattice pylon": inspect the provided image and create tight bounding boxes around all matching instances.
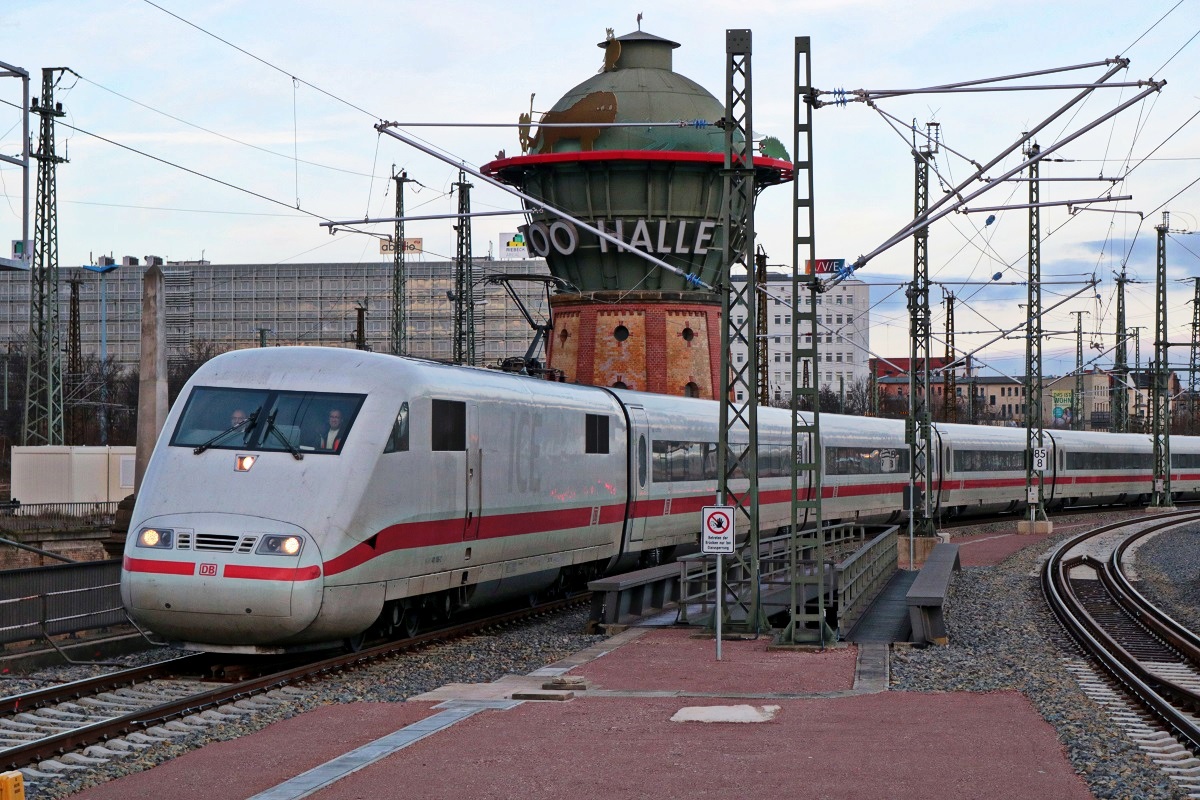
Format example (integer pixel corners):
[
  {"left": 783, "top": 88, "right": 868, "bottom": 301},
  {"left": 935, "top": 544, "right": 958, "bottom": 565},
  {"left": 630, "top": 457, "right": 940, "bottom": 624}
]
[
  {"left": 1113, "top": 271, "right": 1130, "bottom": 433},
  {"left": 943, "top": 291, "right": 956, "bottom": 422},
  {"left": 1071, "top": 310, "right": 1087, "bottom": 431},
  {"left": 1189, "top": 277, "right": 1200, "bottom": 430},
  {"left": 391, "top": 170, "right": 414, "bottom": 356},
  {"left": 23, "top": 68, "right": 68, "bottom": 447},
  {"left": 779, "top": 35, "right": 826, "bottom": 646},
  {"left": 716, "top": 28, "right": 766, "bottom": 633},
  {"left": 907, "top": 135, "right": 936, "bottom": 538},
  {"left": 755, "top": 247, "right": 770, "bottom": 404},
  {"left": 1150, "top": 213, "right": 1172, "bottom": 508},
  {"left": 452, "top": 171, "right": 475, "bottom": 366},
  {"left": 1024, "top": 143, "right": 1048, "bottom": 523}
]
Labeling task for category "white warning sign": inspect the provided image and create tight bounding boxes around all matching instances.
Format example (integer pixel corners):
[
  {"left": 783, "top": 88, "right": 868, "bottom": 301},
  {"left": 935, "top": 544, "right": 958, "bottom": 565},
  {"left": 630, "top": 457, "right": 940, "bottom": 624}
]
[{"left": 701, "top": 506, "right": 735, "bottom": 554}]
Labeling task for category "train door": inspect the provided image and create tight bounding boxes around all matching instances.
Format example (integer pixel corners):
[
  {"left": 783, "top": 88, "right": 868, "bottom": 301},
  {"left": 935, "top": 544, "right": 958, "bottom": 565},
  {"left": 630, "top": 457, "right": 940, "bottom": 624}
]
[
  {"left": 1043, "top": 432, "right": 1058, "bottom": 505},
  {"left": 931, "top": 427, "right": 945, "bottom": 516},
  {"left": 432, "top": 398, "right": 475, "bottom": 541},
  {"left": 464, "top": 402, "right": 481, "bottom": 540},
  {"left": 625, "top": 405, "right": 650, "bottom": 547}
]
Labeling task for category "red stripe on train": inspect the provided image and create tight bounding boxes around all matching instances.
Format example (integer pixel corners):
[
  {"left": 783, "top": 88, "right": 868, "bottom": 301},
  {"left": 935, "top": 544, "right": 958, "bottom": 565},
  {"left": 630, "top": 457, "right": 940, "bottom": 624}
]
[
  {"left": 323, "top": 503, "right": 628, "bottom": 576},
  {"left": 123, "top": 556, "right": 195, "bottom": 576},
  {"left": 223, "top": 564, "right": 321, "bottom": 581}
]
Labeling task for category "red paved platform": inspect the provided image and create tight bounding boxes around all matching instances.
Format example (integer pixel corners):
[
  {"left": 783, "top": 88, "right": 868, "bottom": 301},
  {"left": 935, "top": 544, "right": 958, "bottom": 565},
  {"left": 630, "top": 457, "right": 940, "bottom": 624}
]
[{"left": 72, "top": 628, "right": 1094, "bottom": 800}]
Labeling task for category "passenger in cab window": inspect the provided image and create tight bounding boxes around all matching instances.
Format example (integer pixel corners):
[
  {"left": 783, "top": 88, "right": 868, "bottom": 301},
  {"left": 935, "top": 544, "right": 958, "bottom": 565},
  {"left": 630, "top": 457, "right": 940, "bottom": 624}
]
[{"left": 317, "top": 409, "right": 344, "bottom": 450}]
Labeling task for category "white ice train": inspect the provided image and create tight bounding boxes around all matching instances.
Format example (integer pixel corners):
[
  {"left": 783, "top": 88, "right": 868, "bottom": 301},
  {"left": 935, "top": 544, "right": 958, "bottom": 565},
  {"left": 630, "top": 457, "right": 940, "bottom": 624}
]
[{"left": 120, "top": 347, "right": 1200, "bottom": 653}]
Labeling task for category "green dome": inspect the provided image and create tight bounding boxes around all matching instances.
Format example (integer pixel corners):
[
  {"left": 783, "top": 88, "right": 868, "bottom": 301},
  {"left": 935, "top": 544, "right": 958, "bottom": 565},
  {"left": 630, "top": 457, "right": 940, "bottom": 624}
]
[{"left": 534, "top": 30, "right": 734, "bottom": 154}]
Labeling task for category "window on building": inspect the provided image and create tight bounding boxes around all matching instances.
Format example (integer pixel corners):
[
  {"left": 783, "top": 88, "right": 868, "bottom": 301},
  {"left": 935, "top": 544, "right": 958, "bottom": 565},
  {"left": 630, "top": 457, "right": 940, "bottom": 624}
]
[
  {"left": 847, "top": 295, "right": 854, "bottom": 305},
  {"left": 774, "top": 315, "right": 781, "bottom": 325},
  {"left": 836, "top": 353, "right": 843, "bottom": 362},
  {"left": 836, "top": 295, "right": 843, "bottom": 304}
]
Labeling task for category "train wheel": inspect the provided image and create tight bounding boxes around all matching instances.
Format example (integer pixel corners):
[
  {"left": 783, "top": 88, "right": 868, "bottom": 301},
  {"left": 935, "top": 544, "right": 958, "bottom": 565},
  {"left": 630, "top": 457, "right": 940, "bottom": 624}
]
[
  {"left": 399, "top": 601, "right": 421, "bottom": 638},
  {"left": 343, "top": 631, "right": 367, "bottom": 652}
]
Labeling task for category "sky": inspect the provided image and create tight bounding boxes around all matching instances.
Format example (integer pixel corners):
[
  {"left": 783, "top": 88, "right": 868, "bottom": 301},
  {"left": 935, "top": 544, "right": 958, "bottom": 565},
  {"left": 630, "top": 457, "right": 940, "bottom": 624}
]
[{"left": 2, "top": 0, "right": 1200, "bottom": 379}]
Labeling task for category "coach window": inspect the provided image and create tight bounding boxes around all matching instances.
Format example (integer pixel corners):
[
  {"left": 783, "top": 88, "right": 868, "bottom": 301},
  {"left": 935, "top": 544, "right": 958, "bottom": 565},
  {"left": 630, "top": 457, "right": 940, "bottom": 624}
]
[
  {"left": 170, "top": 386, "right": 270, "bottom": 448},
  {"left": 170, "top": 387, "right": 365, "bottom": 455},
  {"left": 638, "top": 436, "right": 647, "bottom": 487},
  {"left": 431, "top": 400, "right": 466, "bottom": 451},
  {"left": 384, "top": 402, "right": 409, "bottom": 453},
  {"left": 585, "top": 414, "right": 610, "bottom": 454}
]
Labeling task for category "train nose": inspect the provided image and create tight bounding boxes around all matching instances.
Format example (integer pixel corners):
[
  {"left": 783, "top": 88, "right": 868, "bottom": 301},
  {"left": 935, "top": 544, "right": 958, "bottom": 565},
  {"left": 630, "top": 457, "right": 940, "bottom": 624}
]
[{"left": 121, "top": 514, "right": 323, "bottom": 647}]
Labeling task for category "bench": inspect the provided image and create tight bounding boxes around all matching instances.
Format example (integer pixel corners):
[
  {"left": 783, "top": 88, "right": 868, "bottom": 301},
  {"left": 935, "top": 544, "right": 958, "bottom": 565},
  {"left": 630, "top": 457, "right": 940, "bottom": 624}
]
[
  {"left": 906, "top": 542, "right": 961, "bottom": 646},
  {"left": 586, "top": 562, "right": 680, "bottom": 632}
]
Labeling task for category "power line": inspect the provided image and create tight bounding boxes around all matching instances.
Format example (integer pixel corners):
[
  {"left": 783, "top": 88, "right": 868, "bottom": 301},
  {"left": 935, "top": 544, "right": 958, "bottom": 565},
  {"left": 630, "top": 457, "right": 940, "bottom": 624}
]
[
  {"left": 75, "top": 74, "right": 389, "bottom": 180},
  {"left": 140, "top": 0, "right": 380, "bottom": 121}
]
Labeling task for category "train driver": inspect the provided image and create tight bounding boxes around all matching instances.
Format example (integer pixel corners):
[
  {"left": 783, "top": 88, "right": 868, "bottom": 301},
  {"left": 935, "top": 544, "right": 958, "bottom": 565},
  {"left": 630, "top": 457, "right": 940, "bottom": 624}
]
[
  {"left": 230, "top": 408, "right": 248, "bottom": 428},
  {"left": 317, "top": 408, "right": 344, "bottom": 451}
]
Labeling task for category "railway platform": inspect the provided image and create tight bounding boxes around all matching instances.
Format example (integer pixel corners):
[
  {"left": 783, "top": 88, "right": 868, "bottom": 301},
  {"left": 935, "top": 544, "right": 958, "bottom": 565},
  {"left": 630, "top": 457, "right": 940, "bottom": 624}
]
[{"left": 65, "top": 527, "right": 1093, "bottom": 800}]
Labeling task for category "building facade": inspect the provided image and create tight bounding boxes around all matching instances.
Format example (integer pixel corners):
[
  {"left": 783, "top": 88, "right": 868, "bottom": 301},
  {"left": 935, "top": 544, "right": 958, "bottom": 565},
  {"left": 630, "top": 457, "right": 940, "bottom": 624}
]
[
  {"left": 728, "top": 273, "right": 871, "bottom": 401},
  {"left": 0, "top": 258, "right": 554, "bottom": 369}
]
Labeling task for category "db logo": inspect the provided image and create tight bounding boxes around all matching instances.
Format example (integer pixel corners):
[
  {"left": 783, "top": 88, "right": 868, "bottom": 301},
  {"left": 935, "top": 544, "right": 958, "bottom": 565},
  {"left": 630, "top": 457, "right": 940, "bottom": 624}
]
[{"left": 199, "top": 563, "right": 218, "bottom": 577}]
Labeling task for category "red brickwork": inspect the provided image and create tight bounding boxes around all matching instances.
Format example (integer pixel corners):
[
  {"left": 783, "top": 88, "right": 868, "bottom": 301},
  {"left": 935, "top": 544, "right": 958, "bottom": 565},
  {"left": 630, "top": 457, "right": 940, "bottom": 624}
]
[
  {"left": 664, "top": 309, "right": 715, "bottom": 397},
  {"left": 548, "top": 293, "right": 721, "bottom": 398},
  {"left": 549, "top": 310, "right": 581, "bottom": 383},
  {"left": 595, "top": 310, "right": 647, "bottom": 391}
]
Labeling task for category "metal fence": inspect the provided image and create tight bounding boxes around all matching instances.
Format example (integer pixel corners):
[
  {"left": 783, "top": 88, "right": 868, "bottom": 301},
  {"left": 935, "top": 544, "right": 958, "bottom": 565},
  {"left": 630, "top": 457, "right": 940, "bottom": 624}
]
[
  {"left": 0, "top": 501, "right": 119, "bottom": 535},
  {"left": 676, "top": 522, "right": 899, "bottom": 637},
  {"left": 0, "top": 559, "right": 126, "bottom": 646}
]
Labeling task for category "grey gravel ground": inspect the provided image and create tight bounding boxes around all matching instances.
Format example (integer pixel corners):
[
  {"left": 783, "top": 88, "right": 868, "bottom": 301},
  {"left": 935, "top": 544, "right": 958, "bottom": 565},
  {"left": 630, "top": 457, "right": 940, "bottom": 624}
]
[
  {"left": 892, "top": 511, "right": 1190, "bottom": 800},
  {"left": 1130, "top": 522, "right": 1200, "bottom": 633},
  {"left": 13, "top": 607, "right": 606, "bottom": 800}
]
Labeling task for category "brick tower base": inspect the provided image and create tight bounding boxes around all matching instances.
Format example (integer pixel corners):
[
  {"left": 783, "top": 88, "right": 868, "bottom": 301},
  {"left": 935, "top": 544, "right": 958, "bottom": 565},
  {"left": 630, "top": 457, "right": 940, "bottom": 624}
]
[{"left": 547, "top": 291, "right": 722, "bottom": 398}]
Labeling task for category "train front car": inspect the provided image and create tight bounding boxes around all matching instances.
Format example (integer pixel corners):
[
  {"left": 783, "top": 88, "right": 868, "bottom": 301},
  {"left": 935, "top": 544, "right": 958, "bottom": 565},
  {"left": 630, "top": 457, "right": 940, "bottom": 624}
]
[{"left": 121, "top": 347, "right": 381, "bottom": 653}]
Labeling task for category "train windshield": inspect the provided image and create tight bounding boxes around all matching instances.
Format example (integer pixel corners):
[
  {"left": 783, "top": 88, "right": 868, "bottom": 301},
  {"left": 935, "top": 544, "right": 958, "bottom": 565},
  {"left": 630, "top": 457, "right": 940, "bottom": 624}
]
[{"left": 170, "top": 386, "right": 367, "bottom": 455}]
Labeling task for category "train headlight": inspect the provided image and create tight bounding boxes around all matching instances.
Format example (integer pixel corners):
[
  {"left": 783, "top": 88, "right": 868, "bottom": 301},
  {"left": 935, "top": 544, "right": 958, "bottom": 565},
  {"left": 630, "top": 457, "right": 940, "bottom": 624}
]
[
  {"left": 235, "top": 454, "right": 257, "bottom": 471},
  {"left": 137, "top": 527, "right": 174, "bottom": 549},
  {"left": 257, "top": 534, "right": 303, "bottom": 556}
]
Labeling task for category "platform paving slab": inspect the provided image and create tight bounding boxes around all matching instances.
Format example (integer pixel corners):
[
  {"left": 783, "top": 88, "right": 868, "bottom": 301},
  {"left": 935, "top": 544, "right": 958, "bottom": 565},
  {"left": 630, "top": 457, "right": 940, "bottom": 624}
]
[{"left": 69, "top": 690, "right": 1093, "bottom": 800}]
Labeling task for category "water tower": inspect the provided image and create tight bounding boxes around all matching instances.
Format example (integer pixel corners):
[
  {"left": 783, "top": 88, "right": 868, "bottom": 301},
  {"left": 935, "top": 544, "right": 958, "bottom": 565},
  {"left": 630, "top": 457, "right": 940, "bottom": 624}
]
[{"left": 483, "top": 29, "right": 791, "bottom": 398}]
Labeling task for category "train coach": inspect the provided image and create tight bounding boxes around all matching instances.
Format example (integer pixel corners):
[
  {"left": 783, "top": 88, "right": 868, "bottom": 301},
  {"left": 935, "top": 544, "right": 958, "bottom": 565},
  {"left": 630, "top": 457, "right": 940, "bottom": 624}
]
[{"left": 120, "top": 346, "right": 1200, "bottom": 653}]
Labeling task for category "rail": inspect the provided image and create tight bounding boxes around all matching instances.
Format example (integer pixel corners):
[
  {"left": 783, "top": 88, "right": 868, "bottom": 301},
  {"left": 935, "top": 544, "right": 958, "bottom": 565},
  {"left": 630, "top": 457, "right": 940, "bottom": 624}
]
[
  {"left": 1042, "top": 510, "right": 1200, "bottom": 753},
  {"left": 0, "top": 559, "right": 126, "bottom": 647}
]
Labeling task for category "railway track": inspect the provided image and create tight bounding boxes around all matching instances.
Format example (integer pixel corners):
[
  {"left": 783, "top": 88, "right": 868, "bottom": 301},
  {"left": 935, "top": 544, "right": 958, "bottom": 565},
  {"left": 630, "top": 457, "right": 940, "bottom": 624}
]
[
  {"left": 1, "top": 595, "right": 585, "bottom": 780},
  {"left": 1043, "top": 508, "right": 1200, "bottom": 796}
]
